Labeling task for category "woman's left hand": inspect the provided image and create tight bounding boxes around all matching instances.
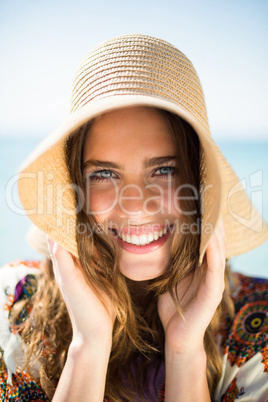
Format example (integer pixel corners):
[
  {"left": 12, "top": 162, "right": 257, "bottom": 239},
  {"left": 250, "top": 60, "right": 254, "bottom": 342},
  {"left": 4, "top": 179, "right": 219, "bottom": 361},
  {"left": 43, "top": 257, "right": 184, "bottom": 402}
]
[{"left": 158, "top": 217, "right": 226, "bottom": 354}]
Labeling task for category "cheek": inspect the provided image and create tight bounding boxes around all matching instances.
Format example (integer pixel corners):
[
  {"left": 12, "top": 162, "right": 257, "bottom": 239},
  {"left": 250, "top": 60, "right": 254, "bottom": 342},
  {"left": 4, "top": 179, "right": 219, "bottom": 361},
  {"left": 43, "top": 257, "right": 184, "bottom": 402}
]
[
  {"left": 87, "top": 187, "right": 117, "bottom": 217},
  {"left": 141, "top": 180, "right": 179, "bottom": 216},
  {"left": 86, "top": 181, "right": 181, "bottom": 219},
  {"left": 160, "top": 183, "right": 181, "bottom": 217}
]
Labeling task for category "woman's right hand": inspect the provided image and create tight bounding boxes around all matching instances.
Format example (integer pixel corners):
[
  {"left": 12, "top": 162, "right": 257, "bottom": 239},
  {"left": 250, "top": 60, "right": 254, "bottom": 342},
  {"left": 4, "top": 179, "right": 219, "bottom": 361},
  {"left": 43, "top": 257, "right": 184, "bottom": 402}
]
[
  {"left": 47, "top": 238, "right": 114, "bottom": 401},
  {"left": 47, "top": 238, "right": 115, "bottom": 344}
]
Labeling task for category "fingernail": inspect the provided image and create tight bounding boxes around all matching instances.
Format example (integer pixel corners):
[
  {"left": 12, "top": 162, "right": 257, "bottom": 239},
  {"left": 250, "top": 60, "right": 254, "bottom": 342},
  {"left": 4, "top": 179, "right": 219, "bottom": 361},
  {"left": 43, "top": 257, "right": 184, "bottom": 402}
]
[{"left": 46, "top": 235, "right": 54, "bottom": 257}]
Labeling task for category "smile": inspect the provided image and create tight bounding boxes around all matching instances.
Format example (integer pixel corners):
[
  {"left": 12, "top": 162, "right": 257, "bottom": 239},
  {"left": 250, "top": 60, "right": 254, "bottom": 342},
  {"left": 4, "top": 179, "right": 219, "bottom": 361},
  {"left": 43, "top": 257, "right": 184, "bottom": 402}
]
[
  {"left": 109, "top": 225, "right": 174, "bottom": 254},
  {"left": 119, "top": 227, "right": 168, "bottom": 245}
]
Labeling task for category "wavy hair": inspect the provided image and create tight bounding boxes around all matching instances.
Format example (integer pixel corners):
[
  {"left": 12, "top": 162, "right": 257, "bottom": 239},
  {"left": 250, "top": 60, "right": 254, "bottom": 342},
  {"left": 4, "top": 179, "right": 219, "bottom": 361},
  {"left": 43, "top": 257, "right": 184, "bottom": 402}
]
[{"left": 13, "top": 108, "right": 235, "bottom": 401}]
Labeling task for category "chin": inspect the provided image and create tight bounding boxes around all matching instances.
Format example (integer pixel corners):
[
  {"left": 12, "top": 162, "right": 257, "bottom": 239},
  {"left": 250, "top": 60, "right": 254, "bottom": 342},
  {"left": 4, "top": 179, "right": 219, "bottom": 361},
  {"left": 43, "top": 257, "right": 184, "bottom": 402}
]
[
  {"left": 119, "top": 253, "right": 170, "bottom": 281},
  {"left": 120, "top": 269, "right": 165, "bottom": 281}
]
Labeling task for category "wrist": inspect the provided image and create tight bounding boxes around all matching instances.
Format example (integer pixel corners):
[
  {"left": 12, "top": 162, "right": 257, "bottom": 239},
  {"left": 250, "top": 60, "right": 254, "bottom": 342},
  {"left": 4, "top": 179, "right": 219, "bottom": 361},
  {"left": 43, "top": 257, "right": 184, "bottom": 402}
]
[
  {"left": 72, "top": 326, "right": 113, "bottom": 345},
  {"left": 53, "top": 332, "right": 111, "bottom": 402},
  {"left": 164, "top": 345, "right": 209, "bottom": 402},
  {"left": 165, "top": 342, "right": 207, "bottom": 364},
  {"left": 69, "top": 333, "right": 112, "bottom": 359}
]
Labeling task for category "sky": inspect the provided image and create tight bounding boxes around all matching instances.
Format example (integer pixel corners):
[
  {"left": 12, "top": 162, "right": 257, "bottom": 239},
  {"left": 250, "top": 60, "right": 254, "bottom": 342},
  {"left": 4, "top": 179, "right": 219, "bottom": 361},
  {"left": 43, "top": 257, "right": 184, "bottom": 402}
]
[{"left": 0, "top": 0, "right": 268, "bottom": 140}]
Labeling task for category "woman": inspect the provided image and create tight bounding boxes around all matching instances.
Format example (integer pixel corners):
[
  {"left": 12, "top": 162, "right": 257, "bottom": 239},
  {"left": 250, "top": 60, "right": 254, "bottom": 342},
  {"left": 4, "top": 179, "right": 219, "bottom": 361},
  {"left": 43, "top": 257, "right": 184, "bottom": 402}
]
[{"left": 0, "top": 34, "right": 267, "bottom": 401}]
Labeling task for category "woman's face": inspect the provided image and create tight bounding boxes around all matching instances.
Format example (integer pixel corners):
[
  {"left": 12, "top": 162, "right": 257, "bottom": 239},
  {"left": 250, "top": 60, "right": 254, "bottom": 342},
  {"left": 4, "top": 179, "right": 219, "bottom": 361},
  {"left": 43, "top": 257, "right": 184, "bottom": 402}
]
[{"left": 83, "top": 107, "right": 180, "bottom": 280}]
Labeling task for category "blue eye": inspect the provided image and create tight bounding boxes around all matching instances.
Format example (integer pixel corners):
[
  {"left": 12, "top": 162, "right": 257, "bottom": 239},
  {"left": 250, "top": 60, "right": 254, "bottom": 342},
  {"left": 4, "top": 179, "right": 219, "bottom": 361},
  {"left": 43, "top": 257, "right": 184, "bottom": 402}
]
[
  {"left": 97, "top": 170, "right": 113, "bottom": 178},
  {"left": 87, "top": 169, "right": 116, "bottom": 182},
  {"left": 159, "top": 167, "right": 174, "bottom": 175},
  {"left": 154, "top": 166, "right": 175, "bottom": 177}
]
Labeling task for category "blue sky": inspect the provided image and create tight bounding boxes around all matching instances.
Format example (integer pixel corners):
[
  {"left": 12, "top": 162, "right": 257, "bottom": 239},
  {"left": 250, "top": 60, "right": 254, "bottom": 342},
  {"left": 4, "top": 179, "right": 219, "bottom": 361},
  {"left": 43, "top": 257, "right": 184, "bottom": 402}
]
[{"left": 0, "top": 0, "right": 268, "bottom": 140}]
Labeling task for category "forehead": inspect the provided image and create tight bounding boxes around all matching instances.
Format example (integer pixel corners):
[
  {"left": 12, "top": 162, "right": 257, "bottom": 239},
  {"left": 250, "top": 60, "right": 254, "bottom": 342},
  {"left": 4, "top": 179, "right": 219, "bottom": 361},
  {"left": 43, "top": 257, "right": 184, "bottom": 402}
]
[{"left": 83, "top": 106, "right": 176, "bottom": 160}]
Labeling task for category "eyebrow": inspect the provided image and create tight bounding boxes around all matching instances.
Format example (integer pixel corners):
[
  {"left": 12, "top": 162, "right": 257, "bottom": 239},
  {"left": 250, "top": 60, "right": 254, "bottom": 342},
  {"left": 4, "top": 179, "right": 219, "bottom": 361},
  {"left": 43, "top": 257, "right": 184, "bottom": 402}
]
[{"left": 83, "top": 156, "right": 176, "bottom": 170}]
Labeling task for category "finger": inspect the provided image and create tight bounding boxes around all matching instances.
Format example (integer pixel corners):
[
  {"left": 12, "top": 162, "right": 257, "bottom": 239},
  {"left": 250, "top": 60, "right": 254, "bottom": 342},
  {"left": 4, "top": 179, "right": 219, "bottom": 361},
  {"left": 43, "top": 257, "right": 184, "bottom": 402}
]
[
  {"left": 208, "top": 217, "right": 226, "bottom": 268},
  {"left": 214, "top": 216, "right": 225, "bottom": 246},
  {"left": 203, "top": 221, "right": 226, "bottom": 296},
  {"left": 46, "top": 236, "right": 77, "bottom": 287},
  {"left": 206, "top": 236, "right": 224, "bottom": 279}
]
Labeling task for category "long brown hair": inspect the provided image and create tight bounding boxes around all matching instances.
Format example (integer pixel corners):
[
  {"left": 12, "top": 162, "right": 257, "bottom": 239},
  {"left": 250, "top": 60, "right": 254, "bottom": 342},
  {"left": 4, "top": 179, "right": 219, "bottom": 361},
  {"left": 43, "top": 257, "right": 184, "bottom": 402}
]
[{"left": 14, "top": 107, "right": 235, "bottom": 401}]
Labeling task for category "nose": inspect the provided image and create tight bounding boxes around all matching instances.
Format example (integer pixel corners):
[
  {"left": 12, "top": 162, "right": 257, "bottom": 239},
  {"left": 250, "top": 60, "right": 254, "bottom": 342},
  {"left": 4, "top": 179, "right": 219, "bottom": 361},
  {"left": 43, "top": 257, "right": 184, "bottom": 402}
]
[
  {"left": 116, "top": 181, "right": 162, "bottom": 218},
  {"left": 118, "top": 183, "right": 143, "bottom": 217}
]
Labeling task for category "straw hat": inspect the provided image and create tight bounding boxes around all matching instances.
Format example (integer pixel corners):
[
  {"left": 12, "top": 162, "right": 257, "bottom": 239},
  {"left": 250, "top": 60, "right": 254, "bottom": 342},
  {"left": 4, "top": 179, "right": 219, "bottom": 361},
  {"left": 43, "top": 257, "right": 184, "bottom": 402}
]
[
  {"left": 27, "top": 225, "right": 50, "bottom": 258},
  {"left": 18, "top": 34, "right": 268, "bottom": 263}
]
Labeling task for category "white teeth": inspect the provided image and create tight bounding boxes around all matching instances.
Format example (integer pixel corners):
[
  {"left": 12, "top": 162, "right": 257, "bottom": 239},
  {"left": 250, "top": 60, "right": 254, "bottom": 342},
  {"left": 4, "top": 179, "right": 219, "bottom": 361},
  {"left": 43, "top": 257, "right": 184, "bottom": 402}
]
[
  {"left": 148, "top": 233, "right": 154, "bottom": 243},
  {"left": 132, "top": 235, "right": 139, "bottom": 245},
  {"left": 139, "top": 235, "right": 148, "bottom": 246},
  {"left": 126, "top": 234, "right": 131, "bottom": 243},
  {"left": 118, "top": 228, "right": 169, "bottom": 246}
]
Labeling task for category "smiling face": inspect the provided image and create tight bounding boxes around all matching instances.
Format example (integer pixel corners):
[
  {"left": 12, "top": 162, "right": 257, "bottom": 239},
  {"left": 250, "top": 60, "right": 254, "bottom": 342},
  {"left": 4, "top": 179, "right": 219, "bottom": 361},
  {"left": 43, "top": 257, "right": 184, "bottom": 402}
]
[{"left": 82, "top": 107, "right": 181, "bottom": 280}]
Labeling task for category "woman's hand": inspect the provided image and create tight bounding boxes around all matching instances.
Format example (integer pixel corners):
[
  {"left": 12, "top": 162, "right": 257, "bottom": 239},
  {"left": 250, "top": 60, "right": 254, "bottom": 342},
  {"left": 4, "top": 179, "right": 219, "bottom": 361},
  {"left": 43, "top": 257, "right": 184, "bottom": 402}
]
[
  {"left": 158, "top": 216, "right": 226, "bottom": 354},
  {"left": 47, "top": 238, "right": 115, "bottom": 344},
  {"left": 158, "top": 218, "right": 225, "bottom": 401},
  {"left": 47, "top": 239, "right": 114, "bottom": 402}
]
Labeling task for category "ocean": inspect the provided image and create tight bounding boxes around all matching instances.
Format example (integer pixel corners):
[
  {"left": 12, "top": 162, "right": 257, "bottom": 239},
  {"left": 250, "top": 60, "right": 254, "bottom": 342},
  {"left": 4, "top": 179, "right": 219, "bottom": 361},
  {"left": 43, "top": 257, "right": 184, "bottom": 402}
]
[{"left": 0, "top": 136, "right": 267, "bottom": 277}]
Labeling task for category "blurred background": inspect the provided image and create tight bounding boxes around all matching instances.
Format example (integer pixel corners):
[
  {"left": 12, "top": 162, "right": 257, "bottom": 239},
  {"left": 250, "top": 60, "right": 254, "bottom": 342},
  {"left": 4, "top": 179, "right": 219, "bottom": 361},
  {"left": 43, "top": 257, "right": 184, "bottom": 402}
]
[{"left": 0, "top": 0, "right": 267, "bottom": 276}]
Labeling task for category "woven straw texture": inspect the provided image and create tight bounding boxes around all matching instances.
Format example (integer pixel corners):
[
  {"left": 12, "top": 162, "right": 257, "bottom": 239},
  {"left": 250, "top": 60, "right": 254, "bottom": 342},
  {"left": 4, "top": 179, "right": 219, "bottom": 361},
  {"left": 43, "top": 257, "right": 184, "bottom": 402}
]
[{"left": 18, "top": 34, "right": 268, "bottom": 261}]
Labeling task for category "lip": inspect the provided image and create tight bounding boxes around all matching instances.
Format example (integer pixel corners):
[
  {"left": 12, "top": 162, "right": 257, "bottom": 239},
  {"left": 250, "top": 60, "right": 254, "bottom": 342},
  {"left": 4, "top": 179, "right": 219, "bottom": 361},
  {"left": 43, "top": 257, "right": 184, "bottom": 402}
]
[
  {"left": 117, "top": 224, "right": 168, "bottom": 235},
  {"left": 110, "top": 225, "right": 173, "bottom": 254}
]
